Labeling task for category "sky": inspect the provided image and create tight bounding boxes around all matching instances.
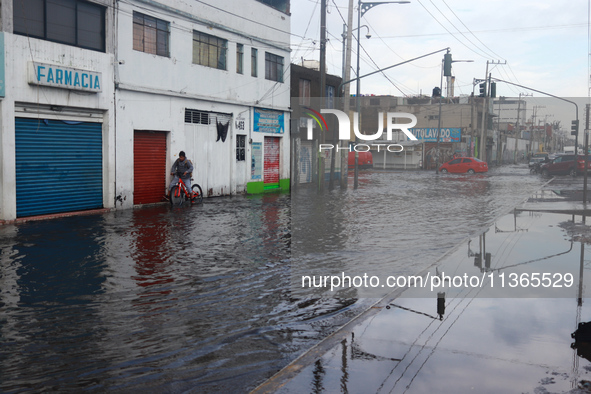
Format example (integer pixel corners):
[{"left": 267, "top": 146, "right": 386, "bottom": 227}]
[{"left": 289, "top": 0, "right": 590, "bottom": 130}]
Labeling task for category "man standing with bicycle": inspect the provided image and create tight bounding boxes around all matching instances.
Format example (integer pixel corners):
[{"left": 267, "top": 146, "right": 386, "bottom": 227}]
[{"left": 169, "top": 151, "right": 193, "bottom": 197}]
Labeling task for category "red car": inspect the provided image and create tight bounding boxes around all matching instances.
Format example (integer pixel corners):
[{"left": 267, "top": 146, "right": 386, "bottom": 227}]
[
  {"left": 439, "top": 157, "right": 488, "bottom": 174},
  {"left": 540, "top": 154, "right": 591, "bottom": 176}
]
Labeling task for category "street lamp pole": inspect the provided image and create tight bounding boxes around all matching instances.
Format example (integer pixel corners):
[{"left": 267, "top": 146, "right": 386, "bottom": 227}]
[
  {"left": 434, "top": 52, "right": 445, "bottom": 175},
  {"left": 435, "top": 51, "right": 472, "bottom": 174},
  {"left": 355, "top": 0, "right": 409, "bottom": 189},
  {"left": 490, "top": 77, "right": 583, "bottom": 199}
]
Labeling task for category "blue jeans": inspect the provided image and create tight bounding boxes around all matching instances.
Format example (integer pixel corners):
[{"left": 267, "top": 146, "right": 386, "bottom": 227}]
[{"left": 169, "top": 176, "right": 191, "bottom": 194}]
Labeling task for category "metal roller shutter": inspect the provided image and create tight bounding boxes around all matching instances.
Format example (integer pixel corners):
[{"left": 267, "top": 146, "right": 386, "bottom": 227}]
[
  {"left": 264, "top": 137, "right": 280, "bottom": 187},
  {"left": 134, "top": 131, "right": 167, "bottom": 204},
  {"left": 299, "top": 141, "right": 312, "bottom": 183},
  {"left": 15, "top": 118, "right": 103, "bottom": 217}
]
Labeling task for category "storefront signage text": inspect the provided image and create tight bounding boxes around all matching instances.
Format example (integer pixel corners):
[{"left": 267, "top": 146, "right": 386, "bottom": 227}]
[
  {"left": 410, "top": 128, "right": 461, "bottom": 142},
  {"left": 254, "top": 108, "right": 284, "bottom": 134},
  {"left": 28, "top": 62, "right": 102, "bottom": 93}
]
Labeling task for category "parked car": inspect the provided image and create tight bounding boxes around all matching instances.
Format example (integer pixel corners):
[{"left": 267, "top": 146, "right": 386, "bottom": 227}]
[
  {"left": 348, "top": 151, "right": 373, "bottom": 169},
  {"left": 439, "top": 157, "right": 488, "bottom": 174},
  {"left": 540, "top": 154, "right": 591, "bottom": 176},
  {"left": 528, "top": 152, "right": 548, "bottom": 169}
]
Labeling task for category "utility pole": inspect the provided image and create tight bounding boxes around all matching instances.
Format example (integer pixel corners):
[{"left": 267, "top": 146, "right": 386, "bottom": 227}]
[
  {"left": 584, "top": 104, "right": 590, "bottom": 205},
  {"left": 540, "top": 114, "right": 553, "bottom": 152},
  {"left": 479, "top": 60, "right": 505, "bottom": 163},
  {"left": 513, "top": 93, "right": 532, "bottom": 164},
  {"left": 435, "top": 49, "right": 448, "bottom": 174},
  {"left": 479, "top": 62, "right": 489, "bottom": 163},
  {"left": 340, "top": 0, "right": 354, "bottom": 190},
  {"left": 513, "top": 94, "right": 522, "bottom": 164},
  {"left": 496, "top": 97, "right": 503, "bottom": 164},
  {"left": 435, "top": 49, "right": 459, "bottom": 174},
  {"left": 531, "top": 105, "right": 542, "bottom": 155},
  {"left": 470, "top": 82, "right": 475, "bottom": 156},
  {"left": 318, "top": 0, "right": 327, "bottom": 191}
]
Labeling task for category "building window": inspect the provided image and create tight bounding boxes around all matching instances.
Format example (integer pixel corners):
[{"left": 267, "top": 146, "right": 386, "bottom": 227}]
[
  {"left": 185, "top": 109, "right": 210, "bottom": 125},
  {"left": 265, "top": 52, "right": 284, "bottom": 82},
  {"left": 236, "top": 44, "right": 244, "bottom": 74},
  {"left": 193, "top": 31, "right": 227, "bottom": 70},
  {"left": 256, "top": 0, "right": 290, "bottom": 14},
  {"left": 251, "top": 48, "right": 258, "bottom": 77},
  {"left": 14, "top": 0, "right": 105, "bottom": 52},
  {"left": 236, "top": 135, "right": 246, "bottom": 161},
  {"left": 133, "top": 12, "right": 169, "bottom": 57},
  {"left": 299, "top": 79, "right": 311, "bottom": 106}
]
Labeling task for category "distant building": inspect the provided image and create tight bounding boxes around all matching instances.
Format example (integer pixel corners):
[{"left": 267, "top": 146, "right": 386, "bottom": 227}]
[
  {"left": 354, "top": 95, "right": 484, "bottom": 169},
  {"left": 290, "top": 63, "right": 342, "bottom": 184},
  {"left": 353, "top": 94, "right": 533, "bottom": 168}
]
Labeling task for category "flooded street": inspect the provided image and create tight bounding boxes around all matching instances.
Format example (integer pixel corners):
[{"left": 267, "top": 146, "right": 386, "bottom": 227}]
[{"left": 0, "top": 166, "right": 548, "bottom": 393}]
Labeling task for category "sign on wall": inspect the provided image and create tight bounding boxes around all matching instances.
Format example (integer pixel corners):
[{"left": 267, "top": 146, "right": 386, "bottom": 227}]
[
  {"left": 254, "top": 108, "right": 284, "bottom": 134},
  {"left": 28, "top": 62, "right": 102, "bottom": 93},
  {"left": 251, "top": 142, "right": 262, "bottom": 180},
  {"left": 410, "top": 128, "right": 461, "bottom": 142},
  {"left": 235, "top": 115, "right": 245, "bottom": 131}
]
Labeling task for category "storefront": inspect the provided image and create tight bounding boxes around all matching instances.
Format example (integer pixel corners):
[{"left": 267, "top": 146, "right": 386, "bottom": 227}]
[{"left": 247, "top": 108, "right": 290, "bottom": 193}]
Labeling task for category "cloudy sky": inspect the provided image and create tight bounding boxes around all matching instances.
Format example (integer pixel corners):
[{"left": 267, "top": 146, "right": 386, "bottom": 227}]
[{"left": 289, "top": 0, "right": 589, "bottom": 118}]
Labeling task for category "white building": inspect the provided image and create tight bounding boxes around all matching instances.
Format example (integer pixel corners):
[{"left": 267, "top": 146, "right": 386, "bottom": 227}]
[{"left": 0, "top": 0, "right": 291, "bottom": 221}]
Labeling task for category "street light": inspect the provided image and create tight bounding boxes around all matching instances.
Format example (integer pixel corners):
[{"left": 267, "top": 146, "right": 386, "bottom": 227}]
[
  {"left": 354, "top": 0, "right": 410, "bottom": 189},
  {"left": 434, "top": 52, "right": 473, "bottom": 174}
]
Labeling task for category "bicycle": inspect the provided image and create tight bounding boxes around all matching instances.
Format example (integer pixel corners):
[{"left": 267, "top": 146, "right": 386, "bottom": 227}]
[{"left": 170, "top": 176, "right": 203, "bottom": 206}]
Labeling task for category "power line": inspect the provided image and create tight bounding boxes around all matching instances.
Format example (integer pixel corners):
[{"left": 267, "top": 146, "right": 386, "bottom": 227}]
[
  {"left": 378, "top": 23, "right": 588, "bottom": 39},
  {"left": 416, "top": 0, "right": 488, "bottom": 60},
  {"left": 291, "top": 0, "right": 320, "bottom": 61},
  {"left": 426, "top": 0, "right": 491, "bottom": 59},
  {"left": 440, "top": 0, "right": 505, "bottom": 61}
]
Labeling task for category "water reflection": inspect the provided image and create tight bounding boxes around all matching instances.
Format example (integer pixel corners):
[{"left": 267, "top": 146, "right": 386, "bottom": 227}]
[
  {"left": 131, "top": 208, "right": 174, "bottom": 296},
  {"left": 279, "top": 208, "right": 591, "bottom": 393},
  {"left": 0, "top": 216, "right": 109, "bottom": 392}
]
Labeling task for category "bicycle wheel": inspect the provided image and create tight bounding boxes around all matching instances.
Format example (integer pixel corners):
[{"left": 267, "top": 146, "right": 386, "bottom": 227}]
[
  {"left": 191, "top": 184, "right": 203, "bottom": 204},
  {"left": 171, "top": 185, "right": 185, "bottom": 206}
]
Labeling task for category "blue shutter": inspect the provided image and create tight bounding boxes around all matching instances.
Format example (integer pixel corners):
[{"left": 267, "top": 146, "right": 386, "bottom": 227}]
[{"left": 15, "top": 118, "right": 103, "bottom": 217}]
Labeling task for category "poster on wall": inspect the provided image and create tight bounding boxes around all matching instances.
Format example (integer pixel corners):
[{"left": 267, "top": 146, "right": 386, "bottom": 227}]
[
  {"left": 254, "top": 108, "right": 284, "bottom": 134},
  {"left": 251, "top": 142, "right": 262, "bottom": 180}
]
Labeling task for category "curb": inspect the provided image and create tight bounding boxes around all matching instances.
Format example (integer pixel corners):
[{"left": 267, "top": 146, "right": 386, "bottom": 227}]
[{"left": 0, "top": 208, "right": 114, "bottom": 225}]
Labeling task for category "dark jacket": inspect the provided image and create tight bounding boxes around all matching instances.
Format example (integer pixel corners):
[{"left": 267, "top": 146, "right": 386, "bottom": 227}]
[{"left": 171, "top": 158, "right": 194, "bottom": 177}]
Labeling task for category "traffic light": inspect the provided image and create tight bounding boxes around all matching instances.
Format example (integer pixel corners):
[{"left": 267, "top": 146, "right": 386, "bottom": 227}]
[
  {"left": 443, "top": 53, "right": 452, "bottom": 77},
  {"left": 572, "top": 119, "right": 579, "bottom": 136},
  {"left": 485, "top": 253, "right": 491, "bottom": 270},
  {"left": 474, "top": 253, "right": 482, "bottom": 269},
  {"left": 479, "top": 82, "right": 486, "bottom": 97},
  {"left": 490, "top": 82, "right": 496, "bottom": 98}
]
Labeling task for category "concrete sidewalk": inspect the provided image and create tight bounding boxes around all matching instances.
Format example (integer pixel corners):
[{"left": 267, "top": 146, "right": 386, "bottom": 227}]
[{"left": 253, "top": 177, "right": 591, "bottom": 394}]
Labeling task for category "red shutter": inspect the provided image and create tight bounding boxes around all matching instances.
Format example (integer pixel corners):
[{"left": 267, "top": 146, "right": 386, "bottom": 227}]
[
  {"left": 264, "top": 137, "right": 280, "bottom": 184},
  {"left": 134, "top": 131, "right": 167, "bottom": 204}
]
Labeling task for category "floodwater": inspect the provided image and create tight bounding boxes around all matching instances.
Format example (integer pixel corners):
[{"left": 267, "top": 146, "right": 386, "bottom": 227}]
[
  {"left": 274, "top": 182, "right": 591, "bottom": 394},
  {"left": 0, "top": 166, "right": 548, "bottom": 393}
]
